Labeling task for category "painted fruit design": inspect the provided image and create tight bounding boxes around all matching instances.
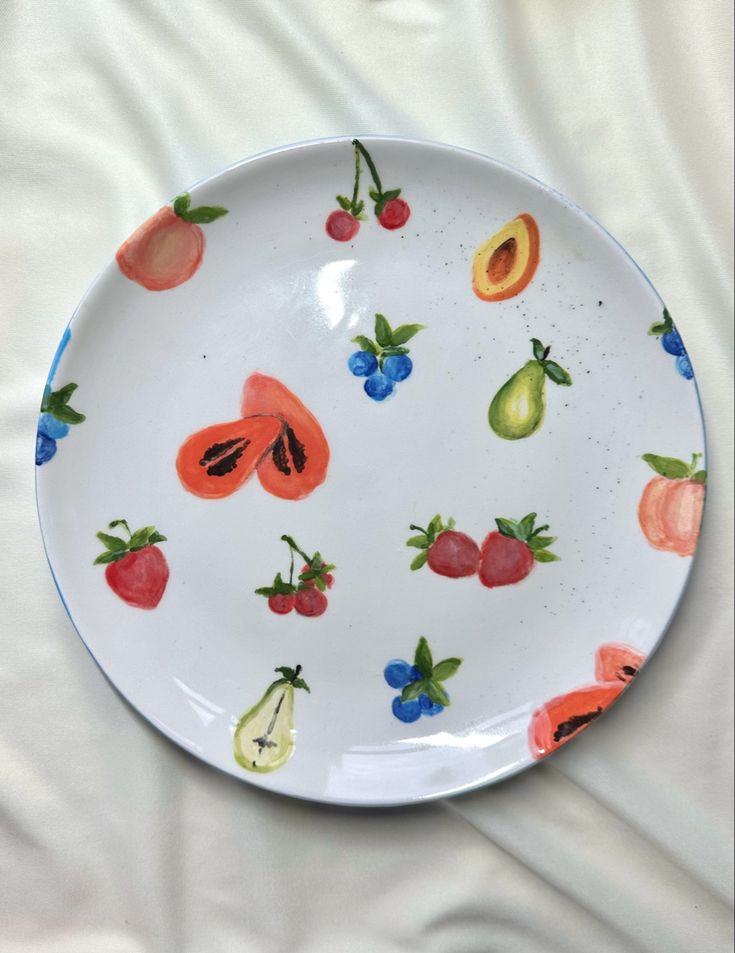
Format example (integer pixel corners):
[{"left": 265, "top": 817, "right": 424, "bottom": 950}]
[
  {"left": 406, "top": 515, "right": 480, "bottom": 577},
  {"left": 384, "top": 637, "right": 463, "bottom": 723},
  {"left": 255, "top": 535, "right": 335, "bottom": 617},
  {"left": 478, "top": 513, "right": 558, "bottom": 588},
  {"left": 36, "top": 382, "right": 85, "bottom": 466},
  {"left": 348, "top": 313, "right": 426, "bottom": 402},
  {"left": 489, "top": 339, "right": 571, "bottom": 439},
  {"left": 529, "top": 643, "right": 645, "bottom": 758},
  {"left": 648, "top": 307, "right": 694, "bottom": 380},
  {"left": 638, "top": 453, "right": 706, "bottom": 556},
  {"left": 326, "top": 138, "right": 410, "bottom": 241},
  {"left": 176, "top": 374, "right": 329, "bottom": 501},
  {"left": 116, "top": 192, "right": 228, "bottom": 291},
  {"left": 233, "top": 665, "right": 310, "bottom": 773},
  {"left": 472, "top": 213, "right": 540, "bottom": 302},
  {"left": 94, "top": 519, "right": 169, "bottom": 609}
]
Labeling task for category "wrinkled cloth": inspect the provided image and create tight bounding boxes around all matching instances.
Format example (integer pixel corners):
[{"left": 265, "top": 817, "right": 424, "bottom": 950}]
[{"left": 0, "top": 2, "right": 732, "bottom": 951}]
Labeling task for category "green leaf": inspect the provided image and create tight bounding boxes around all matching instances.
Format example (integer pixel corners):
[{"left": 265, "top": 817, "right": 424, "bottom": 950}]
[
  {"left": 383, "top": 188, "right": 401, "bottom": 201},
  {"left": 40, "top": 385, "right": 52, "bottom": 412},
  {"left": 353, "top": 200, "right": 365, "bottom": 217},
  {"left": 527, "top": 535, "right": 556, "bottom": 551},
  {"left": 390, "top": 323, "right": 425, "bottom": 346},
  {"left": 181, "top": 204, "right": 228, "bottom": 224},
  {"left": 96, "top": 532, "right": 128, "bottom": 552},
  {"left": 518, "top": 513, "right": 537, "bottom": 540},
  {"left": 292, "top": 677, "right": 311, "bottom": 693},
  {"left": 410, "top": 550, "right": 428, "bottom": 571},
  {"left": 428, "top": 514, "right": 443, "bottom": 537},
  {"left": 173, "top": 193, "right": 192, "bottom": 217},
  {"left": 374, "top": 313, "right": 393, "bottom": 347},
  {"left": 254, "top": 587, "right": 275, "bottom": 597},
  {"left": 691, "top": 470, "right": 707, "bottom": 484},
  {"left": 94, "top": 550, "right": 127, "bottom": 565},
  {"left": 543, "top": 361, "right": 572, "bottom": 386},
  {"left": 265, "top": 677, "right": 290, "bottom": 694},
  {"left": 401, "top": 680, "right": 426, "bottom": 703},
  {"left": 351, "top": 335, "right": 378, "bottom": 355},
  {"left": 495, "top": 517, "right": 519, "bottom": 539},
  {"left": 414, "top": 637, "right": 433, "bottom": 677},
  {"left": 49, "top": 404, "right": 86, "bottom": 425},
  {"left": 129, "top": 527, "right": 155, "bottom": 550},
  {"left": 425, "top": 680, "right": 450, "bottom": 707},
  {"left": 275, "top": 666, "right": 296, "bottom": 681},
  {"left": 148, "top": 531, "right": 167, "bottom": 545},
  {"left": 642, "top": 453, "right": 691, "bottom": 479},
  {"left": 368, "top": 188, "right": 380, "bottom": 201},
  {"left": 432, "top": 658, "right": 462, "bottom": 681},
  {"left": 531, "top": 338, "right": 546, "bottom": 361},
  {"left": 50, "top": 382, "right": 78, "bottom": 405},
  {"left": 406, "top": 535, "right": 429, "bottom": 549},
  {"left": 533, "top": 550, "right": 560, "bottom": 563},
  {"left": 109, "top": 519, "right": 131, "bottom": 535},
  {"left": 380, "top": 346, "right": 410, "bottom": 359},
  {"left": 336, "top": 194, "right": 351, "bottom": 210}
]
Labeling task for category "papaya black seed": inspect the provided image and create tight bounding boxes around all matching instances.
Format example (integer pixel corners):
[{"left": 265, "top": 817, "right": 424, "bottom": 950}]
[
  {"left": 553, "top": 706, "right": 603, "bottom": 743},
  {"left": 272, "top": 437, "right": 291, "bottom": 475},
  {"left": 205, "top": 439, "right": 250, "bottom": 477},
  {"left": 286, "top": 426, "right": 307, "bottom": 473},
  {"left": 621, "top": 665, "right": 638, "bottom": 678},
  {"left": 199, "top": 437, "right": 244, "bottom": 466}
]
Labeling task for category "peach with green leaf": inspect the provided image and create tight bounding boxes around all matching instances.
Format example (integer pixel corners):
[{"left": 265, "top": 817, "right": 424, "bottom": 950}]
[{"left": 638, "top": 453, "right": 706, "bottom": 556}]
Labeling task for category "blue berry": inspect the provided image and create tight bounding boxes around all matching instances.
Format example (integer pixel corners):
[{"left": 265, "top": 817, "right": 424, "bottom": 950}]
[
  {"left": 348, "top": 351, "right": 378, "bottom": 377},
  {"left": 383, "top": 354, "right": 413, "bottom": 382},
  {"left": 676, "top": 353, "right": 694, "bottom": 379},
  {"left": 364, "top": 372, "right": 395, "bottom": 401},
  {"left": 661, "top": 328, "right": 685, "bottom": 356},
  {"left": 419, "top": 693, "right": 444, "bottom": 716},
  {"left": 392, "top": 696, "right": 421, "bottom": 723},
  {"left": 35, "top": 431, "right": 57, "bottom": 465},
  {"left": 384, "top": 660, "right": 415, "bottom": 689},
  {"left": 38, "top": 412, "right": 70, "bottom": 440}
]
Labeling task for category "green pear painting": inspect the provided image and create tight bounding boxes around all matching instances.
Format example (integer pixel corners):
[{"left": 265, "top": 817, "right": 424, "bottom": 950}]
[
  {"left": 233, "top": 665, "right": 310, "bottom": 773},
  {"left": 488, "top": 339, "right": 572, "bottom": 440}
]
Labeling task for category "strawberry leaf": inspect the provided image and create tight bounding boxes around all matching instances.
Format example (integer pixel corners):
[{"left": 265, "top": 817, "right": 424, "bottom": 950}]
[
  {"left": 533, "top": 549, "right": 560, "bottom": 563},
  {"left": 391, "top": 323, "right": 425, "bottom": 346},
  {"left": 414, "top": 637, "right": 433, "bottom": 677},
  {"left": 410, "top": 550, "right": 428, "bottom": 571},
  {"left": 428, "top": 514, "right": 443, "bottom": 537},
  {"left": 148, "top": 531, "right": 167, "bottom": 544},
  {"left": 432, "top": 658, "right": 462, "bottom": 681},
  {"left": 374, "top": 314, "right": 393, "bottom": 347},
  {"left": 527, "top": 535, "right": 556, "bottom": 551},
  {"left": 94, "top": 550, "right": 127, "bottom": 565},
  {"left": 642, "top": 453, "right": 692, "bottom": 479},
  {"left": 129, "top": 526, "right": 155, "bottom": 550},
  {"left": 96, "top": 532, "right": 127, "bottom": 551},
  {"left": 518, "top": 513, "right": 537, "bottom": 540},
  {"left": 406, "top": 535, "right": 429, "bottom": 549},
  {"left": 495, "top": 517, "right": 520, "bottom": 539},
  {"left": 352, "top": 335, "right": 378, "bottom": 355}
]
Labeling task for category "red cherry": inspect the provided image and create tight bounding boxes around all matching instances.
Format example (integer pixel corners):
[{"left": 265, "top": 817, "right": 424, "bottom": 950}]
[
  {"left": 378, "top": 198, "right": 410, "bottom": 230},
  {"left": 295, "top": 587, "right": 328, "bottom": 617},
  {"left": 268, "top": 593, "right": 295, "bottom": 615},
  {"left": 326, "top": 210, "right": 359, "bottom": 242},
  {"left": 300, "top": 565, "right": 334, "bottom": 589},
  {"left": 427, "top": 531, "right": 480, "bottom": 578},
  {"left": 105, "top": 546, "right": 169, "bottom": 609},
  {"left": 478, "top": 531, "right": 534, "bottom": 588}
]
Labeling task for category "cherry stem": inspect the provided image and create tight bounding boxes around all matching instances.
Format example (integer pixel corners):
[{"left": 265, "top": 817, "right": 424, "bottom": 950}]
[
  {"left": 281, "top": 534, "right": 311, "bottom": 567},
  {"left": 351, "top": 144, "right": 361, "bottom": 209},
  {"left": 353, "top": 139, "right": 382, "bottom": 194},
  {"left": 288, "top": 545, "right": 295, "bottom": 586}
]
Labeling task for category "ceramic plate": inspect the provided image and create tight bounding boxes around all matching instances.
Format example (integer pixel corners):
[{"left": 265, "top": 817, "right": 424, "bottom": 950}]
[{"left": 36, "top": 137, "right": 706, "bottom": 806}]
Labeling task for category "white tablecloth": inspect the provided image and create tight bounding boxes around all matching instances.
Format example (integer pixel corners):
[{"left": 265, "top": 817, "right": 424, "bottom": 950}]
[{"left": 1, "top": 3, "right": 732, "bottom": 951}]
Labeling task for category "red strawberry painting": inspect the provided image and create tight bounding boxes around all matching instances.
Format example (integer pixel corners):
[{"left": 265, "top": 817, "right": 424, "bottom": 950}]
[
  {"left": 116, "top": 193, "right": 227, "bottom": 291},
  {"left": 529, "top": 642, "right": 646, "bottom": 758},
  {"left": 406, "top": 515, "right": 480, "bottom": 577},
  {"left": 94, "top": 520, "right": 169, "bottom": 609},
  {"left": 478, "top": 513, "right": 557, "bottom": 588}
]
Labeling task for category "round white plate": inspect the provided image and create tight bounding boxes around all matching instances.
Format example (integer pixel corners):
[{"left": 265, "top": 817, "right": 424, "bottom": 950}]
[{"left": 36, "top": 137, "right": 706, "bottom": 806}]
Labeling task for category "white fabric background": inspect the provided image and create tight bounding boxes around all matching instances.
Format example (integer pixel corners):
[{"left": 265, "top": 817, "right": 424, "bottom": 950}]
[{"left": 1, "top": 2, "right": 733, "bottom": 951}]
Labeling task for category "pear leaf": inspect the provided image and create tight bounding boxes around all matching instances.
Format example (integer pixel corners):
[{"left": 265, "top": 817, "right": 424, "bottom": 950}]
[{"left": 543, "top": 361, "right": 572, "bottom": 386}]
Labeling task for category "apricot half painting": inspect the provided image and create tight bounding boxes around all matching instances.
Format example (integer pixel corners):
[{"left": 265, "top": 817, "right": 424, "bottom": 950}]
[
  {"left": 529, "top": 643, "right": 645, "bottom": 758},
  {"left": 638, "top": 453, "right": 706, "bottom": 556},
  {"left": 472, "top": 213, "right": 540, "bottom": 301},
  {"left": 176, "top": 373, "right": 329, "bottom": 501},
  {"left": 116, "top": 192, "right": 228, "bottom": 291}
]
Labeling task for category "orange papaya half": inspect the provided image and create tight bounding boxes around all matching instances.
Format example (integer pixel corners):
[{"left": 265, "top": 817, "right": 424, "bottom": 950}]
[
  {"left": 176, "top": 414, "right": 283, "bottom": 499},
  {"left": 240, "top": 373, "right": 329, "bottom": 501},
  {"left": 528, "top": 682, "right": 624, "bottom": 759}
]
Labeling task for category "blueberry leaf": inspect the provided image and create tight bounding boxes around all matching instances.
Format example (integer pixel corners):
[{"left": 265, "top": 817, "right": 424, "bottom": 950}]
[
  {"left": 414, "top": 637, "right": 433, "bottom": 677},
  {"left": 401, "top": 679, "right": 426, "bottom": 703},
  {"left": 352, "top": 335, "right": 378, "bottom": 355},
  {"left": 425, "top": 679, "right": 450, "bottom": 707},
  {"left": 432, "top": 658, "right": 462, "bottom": 681},
  {"left": 410, "top": 550, "right": 428, "bottom": 571},
  {"left": 50, "top": 404, "right": 86, "bottom": 425},
  {"left": 374, "top": 314, "right": 393, "bottom": 347},
  {"left": 391, "top": 324, "right": 425, "bottom": 346}
]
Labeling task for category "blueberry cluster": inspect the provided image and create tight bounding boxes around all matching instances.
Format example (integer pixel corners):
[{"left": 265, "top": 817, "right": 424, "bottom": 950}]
[
  {"left": 649, "top": 308, "right": 693, "bottom": 380},
  {"left": 348, "top": 313, "right": 425, "bottom": 402},
  {"left": 384, "top": 660, "right": 444, "bottom": 722},
  {"left": 35, "top": 383, "right": 85, "bottom": 466}
]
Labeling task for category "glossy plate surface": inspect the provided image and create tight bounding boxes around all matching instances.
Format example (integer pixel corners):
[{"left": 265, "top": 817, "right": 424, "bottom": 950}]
[{"left": 36, "top": 137, "right": 706, "bottom": 806}]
